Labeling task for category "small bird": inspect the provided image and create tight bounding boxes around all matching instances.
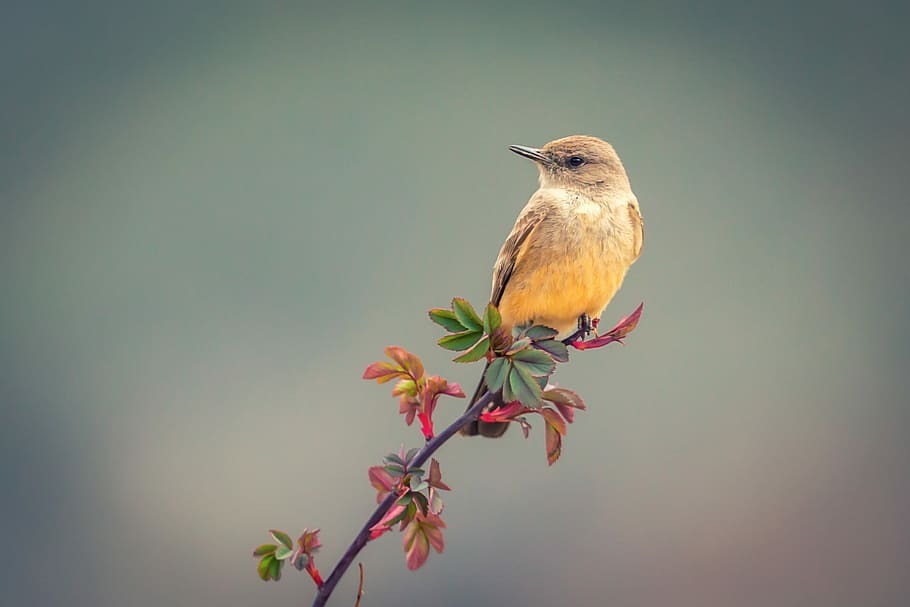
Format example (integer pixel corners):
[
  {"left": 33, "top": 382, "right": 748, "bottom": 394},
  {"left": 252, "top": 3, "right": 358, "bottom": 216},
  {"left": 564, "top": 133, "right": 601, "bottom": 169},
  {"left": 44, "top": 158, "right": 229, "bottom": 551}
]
[{"left": 463, "top": 135, "right": 644, "bottom": 437}]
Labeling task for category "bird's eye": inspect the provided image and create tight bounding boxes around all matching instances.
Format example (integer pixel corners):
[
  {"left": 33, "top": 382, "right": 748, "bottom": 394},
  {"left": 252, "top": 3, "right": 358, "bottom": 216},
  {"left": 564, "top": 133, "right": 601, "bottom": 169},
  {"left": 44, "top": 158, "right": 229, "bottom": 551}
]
[{"left": 568, "top": 156, "right": 585, "bottom": 167}]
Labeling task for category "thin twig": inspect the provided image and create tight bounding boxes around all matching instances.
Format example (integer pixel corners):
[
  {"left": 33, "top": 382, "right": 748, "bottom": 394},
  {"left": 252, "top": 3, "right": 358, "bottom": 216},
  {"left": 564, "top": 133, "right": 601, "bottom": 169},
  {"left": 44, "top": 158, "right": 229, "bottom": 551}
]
[
  {"left": 311, "top": 390, "right": 497, "bottom": 607},
  {"left": 353, "top": 563, "right": 364, "bottom": 607}
]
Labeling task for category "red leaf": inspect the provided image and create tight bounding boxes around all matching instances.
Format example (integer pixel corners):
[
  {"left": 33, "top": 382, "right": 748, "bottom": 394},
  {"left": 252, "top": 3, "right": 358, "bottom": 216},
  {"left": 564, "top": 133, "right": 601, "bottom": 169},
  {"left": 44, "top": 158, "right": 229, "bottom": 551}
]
[
  {"left": 605, "top": 302, "right": 644, "bottom": 340},
  {"left": 570, "top": 303, "right": 643, "bottom": 350},
  {"left": 404, "top": 521, "right": 430, "bottom": 570},
  {"left": 543, "top": 387, "right": 586, "bottom": 424},
  {"left": 544, "top": 422, "right": 562, "bottom": 466},
  {"left": 541, "top": 408, "right": 566, "bottom": 466},
  {"left": 297, "top": 528, "right": 321, "bottom": 554},
  {"left": 428, "top": 458, "right": 451, "bottom": 491},
  {"left": 369, "top": 503, "right": 406, "bottom": 540},
  {"left": 399, "top": 396, "right": 419, "bottom": 426},
  {"left": 541, "top": 407, "right": 567, "bottom": 436},
  {"left": 479, "top": 401, "right": 529, "bottom": 423},
  {"left": 287, "top": 529, "right": 323, "bottom": 587},
  {"left": 542, "top": 387, "right": 586, "bottom": 410},
  {"left": 439, "top": 381, "right": 465, "bottom": 399},
  {"left": 403, "top": 513, "right": 446, "bottom": 570},
  {"left": 362, "top": 361, "right": 405, "bottom": 383},
  {"left": 385, "top": 346, "right": 424, "bottom": 381},
  {"left": 553, "top": 402, "right": 575, "bottom": 423},
  {"left": 369, "top": 466, "right": 396, "bottom": 502},
  {"left": 424, "top": 520, "right": 446, "bottom": 553},
  {"left": 367, "top": 348, "right": 464, "bottom": 436}
]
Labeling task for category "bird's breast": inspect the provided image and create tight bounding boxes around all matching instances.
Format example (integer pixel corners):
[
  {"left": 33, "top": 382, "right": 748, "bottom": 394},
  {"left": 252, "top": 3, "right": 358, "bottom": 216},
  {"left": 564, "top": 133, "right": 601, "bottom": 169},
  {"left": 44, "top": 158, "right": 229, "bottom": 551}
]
[{"left": 498, "top": 199, "right": 637, "bottom": 336}]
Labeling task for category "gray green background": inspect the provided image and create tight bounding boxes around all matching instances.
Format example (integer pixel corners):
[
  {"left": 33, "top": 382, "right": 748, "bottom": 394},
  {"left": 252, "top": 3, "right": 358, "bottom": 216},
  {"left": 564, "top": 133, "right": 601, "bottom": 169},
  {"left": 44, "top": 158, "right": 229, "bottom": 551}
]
[{"left": 3, "top": 1, "right": 908, "bottom": 606}]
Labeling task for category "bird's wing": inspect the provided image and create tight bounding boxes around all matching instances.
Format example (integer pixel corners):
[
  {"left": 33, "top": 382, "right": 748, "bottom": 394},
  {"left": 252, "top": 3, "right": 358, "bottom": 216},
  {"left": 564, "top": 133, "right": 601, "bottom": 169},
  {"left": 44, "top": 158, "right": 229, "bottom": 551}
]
[
  {"left": 628, "top": 199, "right": 644, "bottom": 260},
  {"left": 490, "top": 194, "right": 551, "bottom": 305}
]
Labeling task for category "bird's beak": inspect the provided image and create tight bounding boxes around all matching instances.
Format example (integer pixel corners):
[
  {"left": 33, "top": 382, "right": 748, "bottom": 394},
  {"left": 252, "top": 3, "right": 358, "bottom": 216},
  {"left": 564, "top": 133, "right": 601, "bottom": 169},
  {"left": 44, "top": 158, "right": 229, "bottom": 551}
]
[{"left": 509, "top": 145, "right": 551, "bottom": 164}]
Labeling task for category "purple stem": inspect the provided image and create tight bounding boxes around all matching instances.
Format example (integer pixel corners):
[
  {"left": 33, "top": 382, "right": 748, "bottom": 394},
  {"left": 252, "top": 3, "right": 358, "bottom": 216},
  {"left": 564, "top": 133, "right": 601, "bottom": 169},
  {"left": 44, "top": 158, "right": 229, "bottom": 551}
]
[
  {"left": 311, "top": 390, "right": 497, "bottom": 607},
  {"left": 311, "top": 323, "right": 600, "bottom": 604}
]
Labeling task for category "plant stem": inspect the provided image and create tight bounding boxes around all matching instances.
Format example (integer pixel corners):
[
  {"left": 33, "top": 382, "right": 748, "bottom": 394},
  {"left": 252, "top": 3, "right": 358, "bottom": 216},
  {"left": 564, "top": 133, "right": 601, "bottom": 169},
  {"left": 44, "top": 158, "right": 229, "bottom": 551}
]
[{"left": 311, "top": 390, "right": 497, "bottom": 607}]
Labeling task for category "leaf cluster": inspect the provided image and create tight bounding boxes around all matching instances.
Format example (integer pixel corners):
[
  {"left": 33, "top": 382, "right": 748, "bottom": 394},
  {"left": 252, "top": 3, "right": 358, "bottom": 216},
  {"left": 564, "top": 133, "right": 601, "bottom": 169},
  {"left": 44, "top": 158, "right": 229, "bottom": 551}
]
[
  {"left": 430, "top": 299, "right": 569, "bottom": 409},
  {"left": 479, "top": 387, "right": 587, "bottom": 465},
  {"left": 253, "top": 529, "right": 323, "bottom": 585},
  {"left": 368, "top": 450, "right": 451, "bottom": 570},
  {"left": 363, "top": 346, "right": 465, "bottom": 439}
]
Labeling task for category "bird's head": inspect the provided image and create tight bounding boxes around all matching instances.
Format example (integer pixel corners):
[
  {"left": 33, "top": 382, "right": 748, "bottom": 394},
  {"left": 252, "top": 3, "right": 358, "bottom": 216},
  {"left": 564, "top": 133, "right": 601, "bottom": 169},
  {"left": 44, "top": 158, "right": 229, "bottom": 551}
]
[{"left": 509, "top": 135, "right": 630, "bottom": 192}]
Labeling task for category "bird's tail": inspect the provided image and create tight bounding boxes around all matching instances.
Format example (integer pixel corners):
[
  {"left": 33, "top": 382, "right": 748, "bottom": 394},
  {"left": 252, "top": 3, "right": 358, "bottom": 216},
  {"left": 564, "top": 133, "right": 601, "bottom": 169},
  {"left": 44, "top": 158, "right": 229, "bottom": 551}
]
[{"left": 459, "top": 361, "right": 509, "bottom": 438}]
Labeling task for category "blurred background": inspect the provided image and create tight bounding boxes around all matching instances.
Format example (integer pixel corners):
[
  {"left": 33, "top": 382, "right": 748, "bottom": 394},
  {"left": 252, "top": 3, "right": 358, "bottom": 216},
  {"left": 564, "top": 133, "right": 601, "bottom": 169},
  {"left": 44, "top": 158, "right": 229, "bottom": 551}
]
[{"left": 2, "top": 1, "right": 908, "bottom": 605}]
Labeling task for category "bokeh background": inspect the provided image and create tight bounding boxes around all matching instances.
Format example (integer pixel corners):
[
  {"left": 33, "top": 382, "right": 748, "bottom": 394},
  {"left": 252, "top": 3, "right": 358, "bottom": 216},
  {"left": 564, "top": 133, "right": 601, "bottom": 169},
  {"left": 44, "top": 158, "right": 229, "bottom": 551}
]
[{"left": 3, "top": 1, "right": 908, "bottom": 606}]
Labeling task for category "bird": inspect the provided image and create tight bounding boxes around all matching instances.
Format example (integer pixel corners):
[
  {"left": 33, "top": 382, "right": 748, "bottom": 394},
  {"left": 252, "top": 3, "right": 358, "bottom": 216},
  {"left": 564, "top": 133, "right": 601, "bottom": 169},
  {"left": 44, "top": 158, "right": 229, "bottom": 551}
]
[{"left": 462, "top": 135, "right": 643, "bottom": 437}]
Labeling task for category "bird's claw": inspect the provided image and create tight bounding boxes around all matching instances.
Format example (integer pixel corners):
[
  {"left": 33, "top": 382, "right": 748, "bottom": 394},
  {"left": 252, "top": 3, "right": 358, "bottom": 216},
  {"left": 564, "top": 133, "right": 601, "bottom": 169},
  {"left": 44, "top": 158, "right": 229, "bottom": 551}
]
[
  {"left": 577, "top": 313, "right": 593, "bottom": 337},
  {"left": 569, "top": 303, "right": 644, "bottom": 351},
  {"left": 576, "top": 314, "right": 600, "bottom": 339}
]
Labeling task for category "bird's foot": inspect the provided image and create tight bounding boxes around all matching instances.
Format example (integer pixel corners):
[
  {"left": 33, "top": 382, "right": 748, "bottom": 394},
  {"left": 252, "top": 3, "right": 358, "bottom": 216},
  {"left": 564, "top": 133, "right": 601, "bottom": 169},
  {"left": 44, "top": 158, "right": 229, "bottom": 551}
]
[{"left": 577, "top": 313, "right": 594, "bottom": 338}]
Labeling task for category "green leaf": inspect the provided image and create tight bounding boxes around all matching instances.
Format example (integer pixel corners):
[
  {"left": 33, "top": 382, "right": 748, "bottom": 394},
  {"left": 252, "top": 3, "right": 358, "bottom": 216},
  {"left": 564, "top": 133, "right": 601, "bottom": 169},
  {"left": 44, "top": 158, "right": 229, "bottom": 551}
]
[
  {"left": 453, "top": 336, "right": 490, "bottom": 363},
  {"left": 384, "top": 453, "right": 406, "bottom": 466},
  {"left": 485, "top": 357, "right": 509, "bottom": 392},
  {"left": 512, "top": 322, "right": 531, "bottom": 338},
  {"left": 482, "top": 303, "right": 502, "bottom": 334},
  {"left": 511, "top": 348, "right": 556, "bottom": 377},
  {"left": 385, "top": 463, "right": 406, "bottom": 477},
  {"left": 412, "top": 491, "right": 430, "bottom": 514},
  {"left": 269, "top": 530, "right": 293, "bottom": 550},
  {"left": 430, "top": 490, "right": 445, "bottom": 514},
  {"left": 269, "top": 555, "right": 281, "bottom": 581},
  {"left": 438, "top": 329, "right": 483, "bottom": 351},
  {"left": 506, "top": 337, "right": 531, "bottom": 355},
  {"left": 391, "top": 377, "right": 417, "bottom": 399},
  {"left": 294, "top": 553, "right": 309, "bottom": 569},
  {"left": 509, "top": 364, "right": 543, "bottom": 408},
  {"left": 258, "top": 555, "right": 275, "bottom": 581},
  {"left": 398, "top": 493, "right": 413, "bottom": 506},
  {"left": 411, "top": 481, "right": 429, "bottom": 493},
  {"left": 534, "top": 339, "right": 569, "bottom": 362},
  {"left": 501, "top": 370, "right": 515, "bottom": 403},
  {"left": 452, "top": 298, "right": 483, "bottom": 331},
  {"left": 404, "top": 447, "right": 420, "bottom": 463},
  {"left": 525, "top": 325, "right": 559, "bottom": 340},
  {"left": 253, "top": 543, "right": 277, "bottom": 557},
  {"left": 428, "top": 308, "right": 465, "bottom": 332},
  {"left": 274, "top": 545, "right": 293, "bottom": 561}
]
